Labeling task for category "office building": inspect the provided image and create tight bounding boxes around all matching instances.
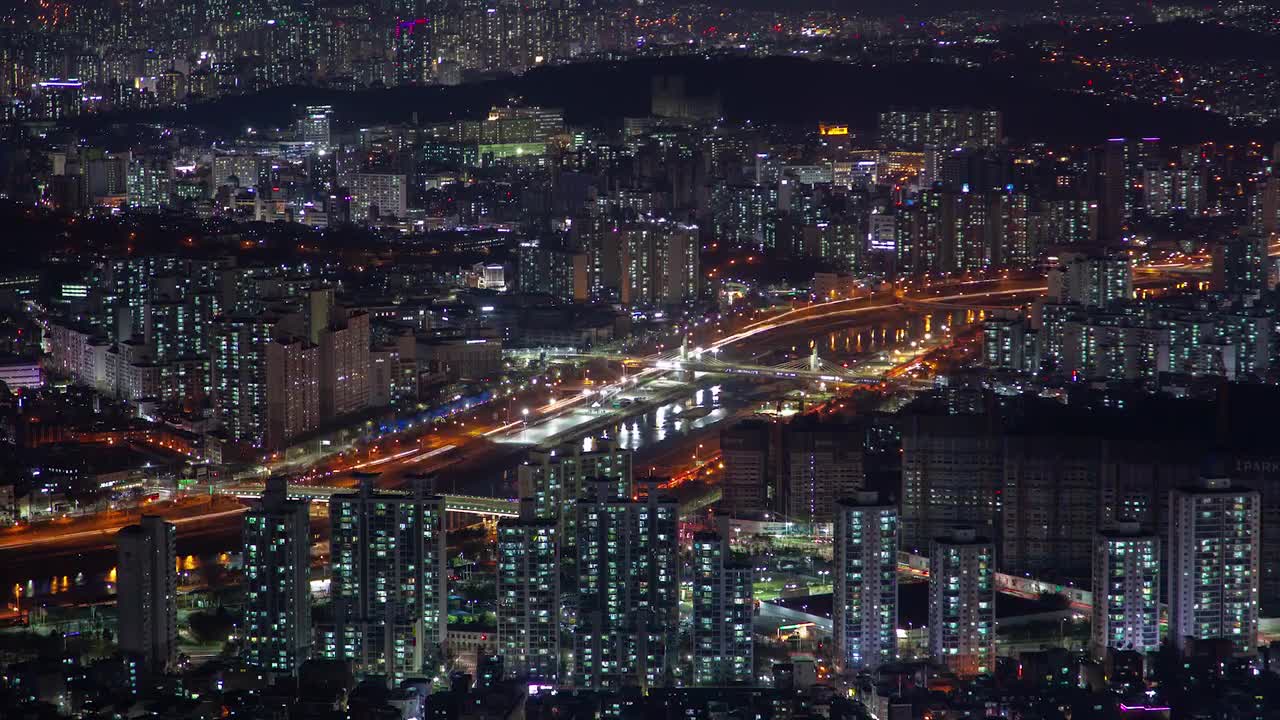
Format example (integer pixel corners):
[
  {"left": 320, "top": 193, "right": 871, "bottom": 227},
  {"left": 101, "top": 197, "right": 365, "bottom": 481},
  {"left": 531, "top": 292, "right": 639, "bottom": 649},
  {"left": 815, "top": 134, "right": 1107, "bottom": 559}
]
[
  {"left": 832, "top": 493, "right": 899, "bottom": 673},
  {"left": 116, "top": 515, "right": 177, "bottom": 673},
  {"left": 300, "top": 105, "right": 333, "bottom": 150},
  {"left": 81, "top": 149, "right": 130, "bottom": 206},
  {"left": 242, "top": 477, "right": 313, "bottom": 675},
  {"left": 1168, "top": 476, "right": 1260, "bottom": 655},
  {"left": 572, "top": 479, "right": 680, "bottom": 690},
  {"left": 474, "top": 105, "right": 566, "bottom": 144},
  {"left": 928, "top": 528, "right": 995, "bottom": 678},
  {"left": 1091, "top": 521, "right": 1160, "bottom": 659},
  {"left": 325, "top": 477, "right": 448, "bottom": 682},
  {"left": 497, "top": 500, "right": 560, "bottom": 684},
  {"left": 692, "top": 524, "right": 754, "bottom": 686},
  {"left": 212, "top": 153, "right": 268, "bottom": 190},
  {"left": 416, "top": 333, "right": 503, "bottom": 381}
]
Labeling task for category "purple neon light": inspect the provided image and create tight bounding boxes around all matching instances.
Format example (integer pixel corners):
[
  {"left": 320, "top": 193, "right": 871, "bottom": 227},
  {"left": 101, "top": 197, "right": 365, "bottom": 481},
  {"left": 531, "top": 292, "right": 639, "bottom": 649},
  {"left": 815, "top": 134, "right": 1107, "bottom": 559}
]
[{"left": 1119, "top": 704, "right": 1171, "bottom": 713}]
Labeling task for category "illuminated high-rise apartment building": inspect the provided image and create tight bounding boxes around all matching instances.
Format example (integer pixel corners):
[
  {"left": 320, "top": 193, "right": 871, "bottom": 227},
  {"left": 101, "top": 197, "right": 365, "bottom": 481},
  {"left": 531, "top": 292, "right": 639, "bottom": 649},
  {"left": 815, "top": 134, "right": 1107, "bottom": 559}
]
[
  {"left": 572, "top": 479, "right": 679, "bottom": 690},
  {"left": 497, "top": 499, "right": 561, "bottom": 684},
  {"left": 1168, "top": 477, "right": 1260, "bottom": 656},
  {"left": 1091, "top": 521, "right": 1160, "bottom": 659},
  {"left": 833, "top": 492, "right": 899, "bottom": 672},
  {"left": 324, "top": 477, "right": 448, "bottom": 682},
  {"left": 518, "top": 438, "right": 632, "bottom": 556},
  {"left": 116, "top": 515, "right": 177, "bottom": 674},
  {"left": 692, "top": 523, "right": 753, "bottom": 686},
  {"left": 928, "top": 527, "right": 995, "bottom": 677},
  {"left": 242, "top": 477, "right": 313, "bottom": 675}
]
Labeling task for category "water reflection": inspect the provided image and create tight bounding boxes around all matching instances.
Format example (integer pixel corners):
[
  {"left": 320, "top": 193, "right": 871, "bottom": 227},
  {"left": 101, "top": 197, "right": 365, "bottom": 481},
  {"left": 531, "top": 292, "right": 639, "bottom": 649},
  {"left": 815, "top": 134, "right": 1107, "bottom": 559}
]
[
  {"left": 752, "top": 310, "right": 978, "bottom": 366},
  {"left": 611, "top": 384, "right": 737, "bottom": 452},
  {"left": 9, "top": 550, "right": 239, "bottom": 602}
]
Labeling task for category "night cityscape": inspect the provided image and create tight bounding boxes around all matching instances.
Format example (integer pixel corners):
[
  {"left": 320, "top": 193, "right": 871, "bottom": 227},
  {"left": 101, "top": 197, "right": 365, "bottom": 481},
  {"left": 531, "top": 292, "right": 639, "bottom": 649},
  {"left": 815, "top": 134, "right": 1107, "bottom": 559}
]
[{"left": 1, "top": 0, "right": 1280, "bottom": 718}]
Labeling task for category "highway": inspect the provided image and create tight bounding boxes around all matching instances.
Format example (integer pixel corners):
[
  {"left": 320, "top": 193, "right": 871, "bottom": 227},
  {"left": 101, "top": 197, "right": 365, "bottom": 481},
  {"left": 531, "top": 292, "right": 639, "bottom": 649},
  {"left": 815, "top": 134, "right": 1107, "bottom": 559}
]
[
  {"left": 0, "top": 505, "right": 248, "bottom": 552},
  {"left": 0, "top": 272, "right": 1183, "bottom": 598}
]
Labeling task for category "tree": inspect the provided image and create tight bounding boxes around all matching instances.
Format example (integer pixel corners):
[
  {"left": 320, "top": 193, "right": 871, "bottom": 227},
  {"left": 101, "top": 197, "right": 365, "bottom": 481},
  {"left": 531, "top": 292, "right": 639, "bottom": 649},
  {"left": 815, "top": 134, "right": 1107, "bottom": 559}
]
[{"left": 187, "top": 607, "right": 236, "bottom": 645}]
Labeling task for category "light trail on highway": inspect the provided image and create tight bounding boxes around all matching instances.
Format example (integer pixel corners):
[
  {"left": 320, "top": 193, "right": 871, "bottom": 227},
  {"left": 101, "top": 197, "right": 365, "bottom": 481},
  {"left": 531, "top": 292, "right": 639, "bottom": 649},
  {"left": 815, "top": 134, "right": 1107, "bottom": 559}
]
[
  {"left": 707, "top": 282, "right": 1049, "bottom": 353},
  {"left": 0, "top": 272, "right": 1186, "bottom": 562},
  {"left": 0, "top": 505, "right": 248, "bottom": 552}
]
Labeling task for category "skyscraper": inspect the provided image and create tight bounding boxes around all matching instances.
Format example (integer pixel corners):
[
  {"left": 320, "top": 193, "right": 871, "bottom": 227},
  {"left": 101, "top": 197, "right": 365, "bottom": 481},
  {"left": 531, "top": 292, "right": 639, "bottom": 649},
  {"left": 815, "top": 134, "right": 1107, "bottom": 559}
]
[
  {"left": 1260, "top": 175, "right": 1280, "bottom": 237},
  {"left": 518, "top": 438, "right": 632, "bottom": 554},
  {"left": 719, "top": 420, "right": 777, "bottom": 516},
  {"left": 116, "top": 515, "right": 177, "bottom": 673},
  {"left": 211, "top": 313, "right": 279, "bottom": 449},
  {"left": 785, "top": 421, "right": 864, "bottom": 527},
  {"left": 1001, "top": 435, "right": 1102, "bottom": 576},
  {"left": 692, "top": 522, "right": 754, "bottom": 686},
  {"left": 126, "top": 155, "right": 173, "bottom": 208},
  {"left": 618, "top": 220, "right": 701, "bottom": 307},
  {"left": 900, "top": 414, "right": 1001, "bottom": 550},
  {"left": 243, "top": 477, "right": 313, "bottom": 675},
  {"left": 1048, "top": 250, "right": 1133, "bottom": 309},
  {"left": 833, "top": 492, "right": 899, "bottom": 673},
  {"left": 497, "top": 499, "right": 561, "bottom": 684},
  {"left": 928, "top": 527, "right": 995, "bottom": 677},
  {"left": 572, "top": 479, "right": 679, "bottom": 690},
  {"left": 1100, "top": 138, "right": 1127, "bottom": 241},
  {"left": 982, "top": 311, "right": 1033, "bottom": 373},
  {"left": 325, "top": 477, "right": 448, "bottom": 682},
  {"left": 877, "top": 109, "right": 1003, "bottom": 150},
  {"left": 1211, "top": 231, "right": 1268, "bottom": 298},
  {"left": 1168, "top": 476, "right": 1260, "bottom": 656},
  {"left": 1090, "top": 521, "right": 1160, "bottom": 659},
  {"left": 300, "top": 105, "right": 333, "bottom": 151},
  {"left": 265, "top": 336, "right": 320, "bottom": 451},
  {"left": 319, "top": 310, "right": 371, "bottom": 420},
  {"left": 517, "top": 240, "right": 590, "bottom": 302},
  {"left": 351, "top": 173, "right": 408, "bottom": 221}
]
